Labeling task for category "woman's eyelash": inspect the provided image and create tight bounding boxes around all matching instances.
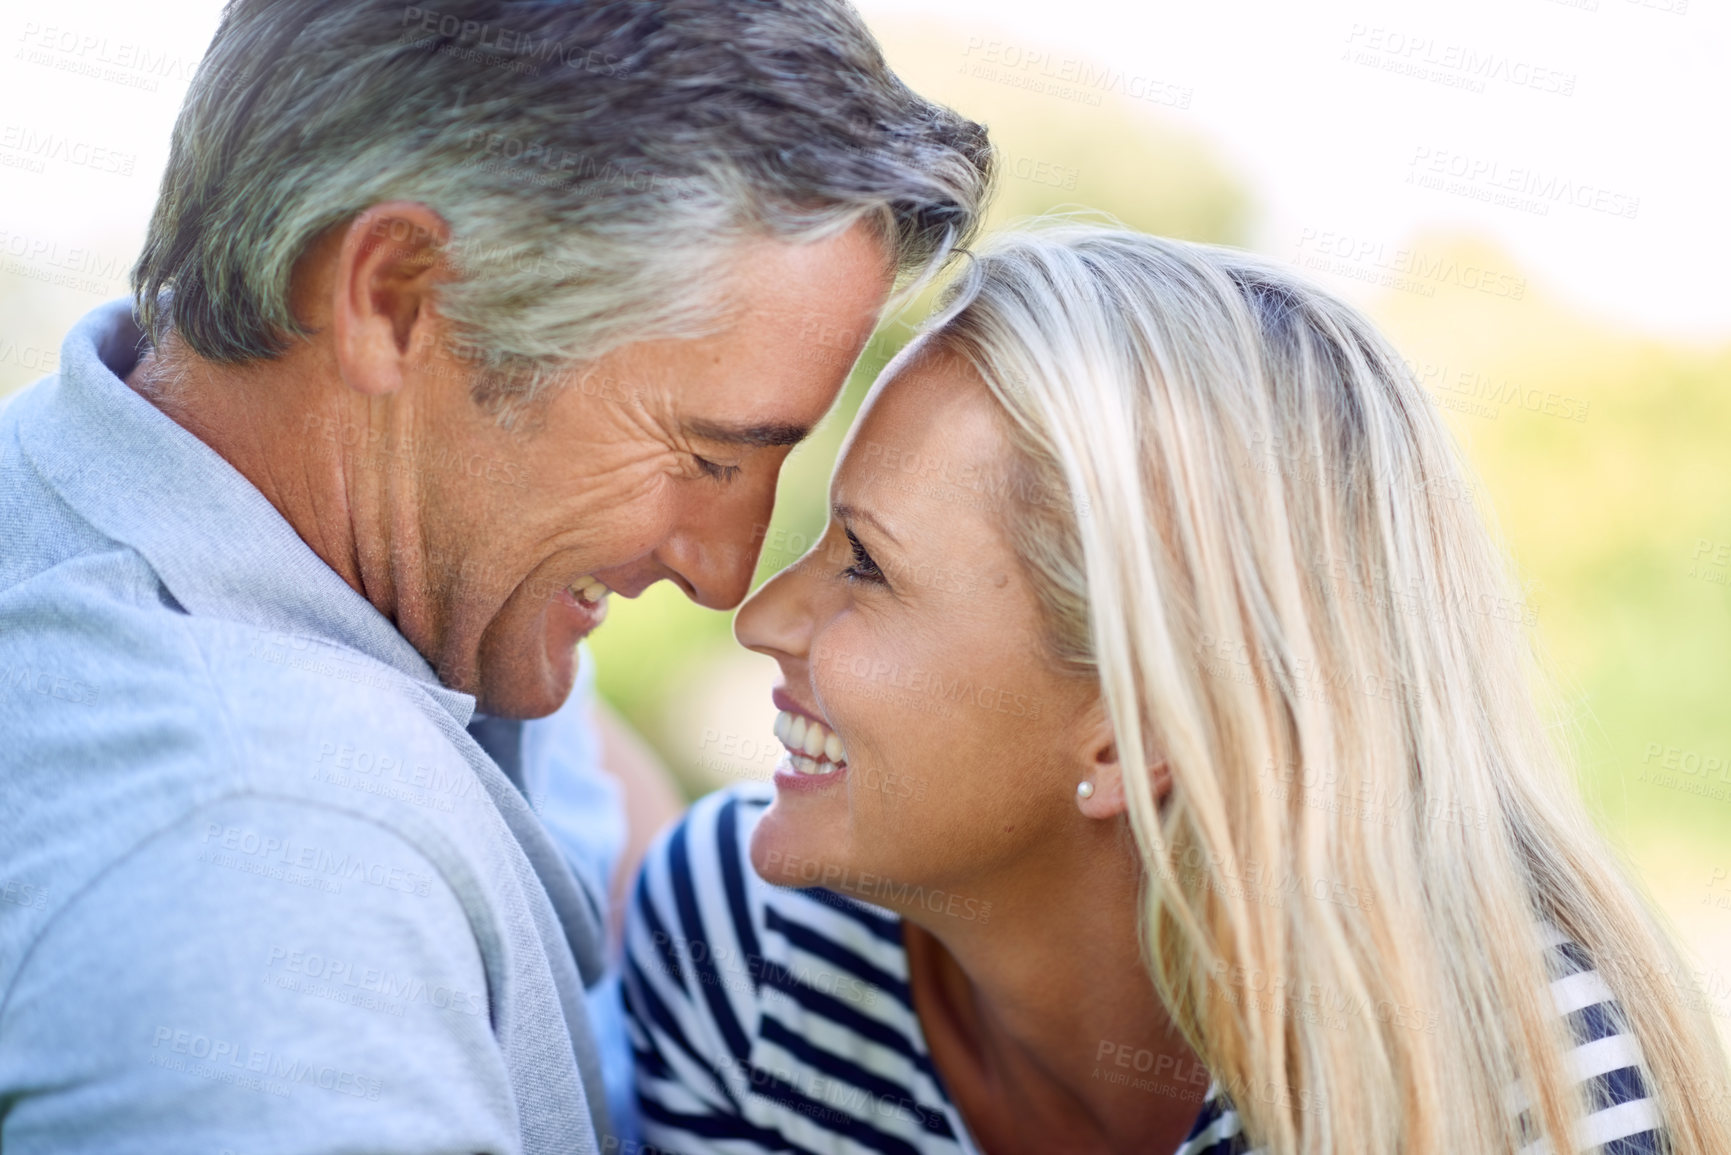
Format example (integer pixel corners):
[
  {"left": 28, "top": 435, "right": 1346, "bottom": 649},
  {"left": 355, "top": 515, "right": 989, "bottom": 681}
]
[
  {"left": 695, "top": 456, "right": 742, "bottom": 483},
  {"left": 841, "top": 529, "right": 884, "bottom": 584}
]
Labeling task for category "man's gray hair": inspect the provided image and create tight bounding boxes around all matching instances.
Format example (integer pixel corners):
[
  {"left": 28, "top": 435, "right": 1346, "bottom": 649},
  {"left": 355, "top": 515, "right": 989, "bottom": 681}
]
[{"left": 132, "top": 0, "right": 993, "bottom": 407}]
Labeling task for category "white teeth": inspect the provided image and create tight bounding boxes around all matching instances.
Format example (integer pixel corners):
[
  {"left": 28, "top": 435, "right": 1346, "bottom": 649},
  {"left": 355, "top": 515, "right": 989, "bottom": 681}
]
[
  {"left": 773, "top": 708, "right": 847, "bottom": 770},
  {"left": 570, "top": 575, "right": 609, "bottom": 604}
]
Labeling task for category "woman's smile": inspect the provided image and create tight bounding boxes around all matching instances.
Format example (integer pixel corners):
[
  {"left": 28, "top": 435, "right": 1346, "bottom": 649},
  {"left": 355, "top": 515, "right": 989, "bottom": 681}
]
[{"left": 770, "top": 684, "right": 851, "bottom": 789}]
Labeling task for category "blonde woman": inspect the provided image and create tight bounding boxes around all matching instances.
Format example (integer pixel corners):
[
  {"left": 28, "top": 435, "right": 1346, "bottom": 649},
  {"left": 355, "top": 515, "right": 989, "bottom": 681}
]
[{"left": 622, "top": 227, "right": 1730, "bottom": 1154}]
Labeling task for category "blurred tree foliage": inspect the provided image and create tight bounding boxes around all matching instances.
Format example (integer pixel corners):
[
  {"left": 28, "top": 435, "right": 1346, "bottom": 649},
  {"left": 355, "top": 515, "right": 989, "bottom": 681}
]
[{"left": 1373, "top": 239, "right": 1731, "bottom": 859}]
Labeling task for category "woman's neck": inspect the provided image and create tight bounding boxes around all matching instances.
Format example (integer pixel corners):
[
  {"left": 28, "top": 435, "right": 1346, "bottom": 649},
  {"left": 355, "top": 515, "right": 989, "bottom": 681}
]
[{"left": 901, "top": 827, "right": 1209, "bottom": 1155}]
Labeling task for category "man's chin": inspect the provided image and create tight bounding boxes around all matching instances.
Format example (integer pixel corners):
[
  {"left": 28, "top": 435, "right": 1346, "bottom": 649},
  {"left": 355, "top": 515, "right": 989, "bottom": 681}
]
[
  {"left": 471, "top": 662, "right": 578, "bottom": 720},
  {"left": 468, "top": 618, "right": 584, "bottom": 720}
]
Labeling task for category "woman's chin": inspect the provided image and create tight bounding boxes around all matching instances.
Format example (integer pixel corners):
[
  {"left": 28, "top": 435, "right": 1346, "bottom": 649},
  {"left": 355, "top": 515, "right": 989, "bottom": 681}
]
[{"left": 747, "top": 802, "right": 849, "bottom": 888}]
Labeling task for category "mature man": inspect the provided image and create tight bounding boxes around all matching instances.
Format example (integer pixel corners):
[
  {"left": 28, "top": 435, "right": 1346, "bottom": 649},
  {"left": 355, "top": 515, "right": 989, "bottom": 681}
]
[{"left": 0, "top": 0, "right": 990, "bottom": 1150}]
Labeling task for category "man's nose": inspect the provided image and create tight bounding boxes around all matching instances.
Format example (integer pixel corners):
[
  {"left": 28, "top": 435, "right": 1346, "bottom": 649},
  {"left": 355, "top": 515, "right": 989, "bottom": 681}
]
[{"left": 655, "top": 493, "right": 778, "bottom": 611}]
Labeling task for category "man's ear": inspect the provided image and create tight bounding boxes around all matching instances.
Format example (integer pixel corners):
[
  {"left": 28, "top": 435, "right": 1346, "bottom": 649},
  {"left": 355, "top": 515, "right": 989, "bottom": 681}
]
[
  {"left": 1075, "top": 701, "right": 1172, "bottom": 820},
  {"left": 329, "top": 201, "right": 451, "bottom": 398}
]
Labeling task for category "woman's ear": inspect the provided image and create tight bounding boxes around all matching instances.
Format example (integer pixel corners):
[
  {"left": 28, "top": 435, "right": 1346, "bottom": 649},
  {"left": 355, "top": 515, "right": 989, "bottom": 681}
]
[{"left": 1074, "top": 703, "right": 1171, "bottom": 820}]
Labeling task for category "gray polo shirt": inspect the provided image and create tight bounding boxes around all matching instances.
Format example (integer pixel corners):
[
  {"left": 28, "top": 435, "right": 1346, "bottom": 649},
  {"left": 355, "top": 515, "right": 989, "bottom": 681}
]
[{"left": 0, "top": 300, "right": 608, "bottom": 1153}]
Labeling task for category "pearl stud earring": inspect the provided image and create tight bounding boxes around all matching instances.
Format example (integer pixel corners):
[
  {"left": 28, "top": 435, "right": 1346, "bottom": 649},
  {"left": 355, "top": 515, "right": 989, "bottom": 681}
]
[{"left": 1076, "top": 780, "right": 1095, "bottom": 800}]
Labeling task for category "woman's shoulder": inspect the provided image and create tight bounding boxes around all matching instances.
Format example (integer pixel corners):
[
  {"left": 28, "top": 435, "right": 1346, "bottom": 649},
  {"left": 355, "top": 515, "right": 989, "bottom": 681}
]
[
  {"left": 1196, "top": 924, "right": 1665, "bottom": 1155},
  {"left": 1532, "top": 924, "right": 1663, "bottom": 1154}
]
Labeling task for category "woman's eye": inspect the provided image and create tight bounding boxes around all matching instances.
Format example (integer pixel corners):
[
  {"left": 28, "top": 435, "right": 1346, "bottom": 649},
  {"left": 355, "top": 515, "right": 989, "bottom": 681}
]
[
  {"left": 841, "top": 529, "right": 884, "bottom": 584},
  {"left": 694, "top": 456, "right": 742, "bottom": 483}
]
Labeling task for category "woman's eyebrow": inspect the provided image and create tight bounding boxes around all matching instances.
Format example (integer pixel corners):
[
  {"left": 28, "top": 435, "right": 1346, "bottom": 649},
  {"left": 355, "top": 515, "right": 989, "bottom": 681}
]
[
  {"left": 832, "top": 501, "right": 900, "bottom": 546},
  {"left": 682, "top": 417, "right": 811, "bottom": 449}
]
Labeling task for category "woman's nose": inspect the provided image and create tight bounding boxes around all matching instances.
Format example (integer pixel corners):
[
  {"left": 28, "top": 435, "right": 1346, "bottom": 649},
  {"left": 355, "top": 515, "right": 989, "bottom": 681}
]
[{"left": 734, "top": 550, "right": 817, "bottom": 663}]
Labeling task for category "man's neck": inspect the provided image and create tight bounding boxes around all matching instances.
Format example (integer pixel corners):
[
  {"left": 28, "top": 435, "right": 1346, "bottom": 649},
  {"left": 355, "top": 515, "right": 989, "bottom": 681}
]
[{"left": 125, "top": 340, "right": 406, "bottom": 617}]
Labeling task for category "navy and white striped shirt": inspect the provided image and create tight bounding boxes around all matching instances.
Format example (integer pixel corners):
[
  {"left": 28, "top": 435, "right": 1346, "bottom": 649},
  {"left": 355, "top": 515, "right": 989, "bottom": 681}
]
[{"left": 623, "top": 784, "right": 1663, "bottom": 1154}]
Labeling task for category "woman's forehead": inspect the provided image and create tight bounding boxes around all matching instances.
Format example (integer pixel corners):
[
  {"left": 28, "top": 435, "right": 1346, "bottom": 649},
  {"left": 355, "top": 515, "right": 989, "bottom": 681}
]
[{"left": 840, "top": 359, "right": 1002, "bottom": 484}]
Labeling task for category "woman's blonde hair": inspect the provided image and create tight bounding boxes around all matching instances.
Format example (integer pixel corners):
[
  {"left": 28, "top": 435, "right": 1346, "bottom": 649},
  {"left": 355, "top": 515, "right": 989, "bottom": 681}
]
[{"left": 922, "top": 225, "right": 1730, "bottom": 1154}]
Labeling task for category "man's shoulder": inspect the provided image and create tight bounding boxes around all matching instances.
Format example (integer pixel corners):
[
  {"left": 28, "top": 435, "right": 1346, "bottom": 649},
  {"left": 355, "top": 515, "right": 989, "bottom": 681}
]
[
  {"left": 0, "top": 791, "right": 525, "bottom": 1155},
  {"left": 0, "top": 375, "right": 136, "bottom": 597},
  {"left": 0, "top": 558, "right": 458, "bottom": 774},
  {"left": 0, "top": 575, "right": 499, "bottom": 975}
]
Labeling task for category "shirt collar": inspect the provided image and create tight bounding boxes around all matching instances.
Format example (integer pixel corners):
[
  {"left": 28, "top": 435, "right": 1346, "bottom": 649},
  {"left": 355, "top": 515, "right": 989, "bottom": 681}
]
[{"left": 17, "top": 298, "right": 476, "bottom": 727}]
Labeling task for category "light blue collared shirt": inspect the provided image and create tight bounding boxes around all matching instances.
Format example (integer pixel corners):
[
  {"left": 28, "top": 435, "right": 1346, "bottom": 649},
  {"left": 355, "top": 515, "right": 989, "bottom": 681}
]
[{"left": 0, "top": 300, "right": 613, "bottom": 1154}]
